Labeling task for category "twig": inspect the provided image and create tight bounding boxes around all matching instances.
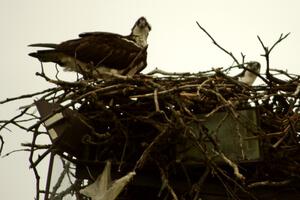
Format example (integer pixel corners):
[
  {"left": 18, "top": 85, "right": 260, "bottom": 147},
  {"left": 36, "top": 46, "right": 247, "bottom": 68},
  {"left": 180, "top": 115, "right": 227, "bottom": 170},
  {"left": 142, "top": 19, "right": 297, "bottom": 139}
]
[
  {"left": 156, "top": 160, "right": 179, "bottom": 200},
  {"left": 241, "top": 52, "right": 246, "bottom": 64},
  {"left": 55, "top": 64, "right": 60, "bottom": 80},
  {"left": 272, "top": 125, "right": 290, "bottom": 148},
  {"left": 191, "top": 167, "right": 210, "bottom": 200},
  {"left": 196, "top": 21, "right": 240, "bottom": 65},
  {"left": 1, "top": 148, "right": 31, "bottom": 158},
  {"left": 29, "top": 129, "right": 41, "bottom": 200},
  {"left": 147, "top": 68, "right": 192, "bottom": 76},
  {"left": 216, "top": 151, "right": 245, "bottom": 182},
  {"left": 154, "top": 88, "right": 160, "bottom": 111},
  {"left": 21, "top": 143, "right": 51, "bottom": 149},
  {"left": 0, "top": 88, "right": 58, "bottom": 104},
  {"left": 35, "top": 72, "right": 90, "bottom": 87},
  {"left": 134, "top": 127, "right": 168, "bottom": 170},
  {"left": 29, "top": 144, "right": 56, "bottom": 169},
  {"left": 0, "top": 135, "right": 4, "bottom": 155},
  {"left": 51, "top": 180, "right": 81, "bottom": 200},
  {"left": 248, "top": 179, "right": 291, "bottom": 188},
  {"left": 50, "top": 162, "right": 71, "bottom": 199},
  {"left": 214, "top": 163, "right": 258, "bottom": 200},
  {"left": 257, "top": 33, "right": 290, "bottom": 84},
  {"left": 0, "top": 107, "right": 30, "bottom": 132},
  {"left": 270, "top": 68, "right": 298, "bottom": 80}
]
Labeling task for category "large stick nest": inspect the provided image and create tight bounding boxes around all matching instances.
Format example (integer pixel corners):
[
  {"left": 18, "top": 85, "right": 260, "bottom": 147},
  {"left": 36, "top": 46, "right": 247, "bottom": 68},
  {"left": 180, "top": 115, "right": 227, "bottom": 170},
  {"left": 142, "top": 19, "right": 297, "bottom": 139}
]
[
  {"left": 2, "top": 65, "right": 300, "bottom": 199},
  {"left": 1, "top": 28, "right": 300, "bottom": 199}
]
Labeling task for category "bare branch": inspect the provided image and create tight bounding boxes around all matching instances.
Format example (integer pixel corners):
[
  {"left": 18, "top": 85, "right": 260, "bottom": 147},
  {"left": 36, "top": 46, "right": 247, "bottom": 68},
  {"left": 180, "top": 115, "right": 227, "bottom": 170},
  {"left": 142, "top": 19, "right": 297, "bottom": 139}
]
[
  {"left": 257, "top": 33, "right": 290, "bottom": 85},
  {"left": 248, "top": 179, "right": 292, "bottom": 188},
  {"left": 0, "top": 87, "right": 58, "bottom": 104},
  {"left": 196, "top": 21, "right": 240, "bottom": 65}
]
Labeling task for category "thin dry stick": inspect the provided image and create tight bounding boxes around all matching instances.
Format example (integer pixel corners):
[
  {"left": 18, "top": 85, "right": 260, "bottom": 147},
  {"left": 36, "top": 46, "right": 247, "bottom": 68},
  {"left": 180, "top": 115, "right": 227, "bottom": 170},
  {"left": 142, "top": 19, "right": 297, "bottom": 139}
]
[
  {"left": 0, "top": 135, "right": 4, "bottom": 155},
  {"left": 51, "top": 180, "right": 82, "bottom": 200},
  {"left": 0, "top": 88, "right": 58, "bottom": 104},
  {"left": 147, "top": 68, "right": 192, "bottom": 76},
  {"left": 217, "top": 151, "right": 245, "bottom": 182},
  {"left": 1, "top": 148, "right": 32, "bottom": 158},
  {"left": 257, "top": 33, "right": 290, "bottom": 84},
  {"left": 192, "top": 167, "right": 210, "bottom": 200},
  {"left": 154, "top": 88, "right": 160, "bottom": 111},
  {"left": 134, "top": 127, "right": 167, "bottom": 170},
  {"left": 29, "top": 128, "right": 41, "bottom": 200},
  {"left": 0, "top": 107, "right": 30, "bottom": 133},
  {"left": 248, "top": 179, "right": 291, "bottom": 188},
  {"left": 196, "top": 21, "right": 240, "bottom": 65},
  {"left": 156, "top": 160, "right": 179, "bottom": 200},
  {"left": 50, "top": 162, "right": 71, "bottom": 199}
]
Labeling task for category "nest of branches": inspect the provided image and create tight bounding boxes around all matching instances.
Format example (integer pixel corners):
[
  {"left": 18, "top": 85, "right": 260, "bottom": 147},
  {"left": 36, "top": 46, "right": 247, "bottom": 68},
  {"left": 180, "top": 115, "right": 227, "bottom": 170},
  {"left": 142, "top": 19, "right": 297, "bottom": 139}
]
[
  {"left": 1, "top": 25, "right": 300, "bottom": 200},
  {"left": 1, "top": 65, "right": 300, "bottom": 199}
]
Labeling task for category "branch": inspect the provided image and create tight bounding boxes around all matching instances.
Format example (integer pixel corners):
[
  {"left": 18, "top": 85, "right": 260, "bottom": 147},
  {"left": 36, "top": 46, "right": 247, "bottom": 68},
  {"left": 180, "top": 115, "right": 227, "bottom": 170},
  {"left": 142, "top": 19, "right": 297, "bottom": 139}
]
[
  {"left": 29, "top": 129, "right": 41, "bottom": 200},
  {"left": 50, "top": 162, "right": 71, "bottom": 199},
  {"left": 134, "top": 127, "right": 168, "bottom": 170},
  {"left": 0, "top": 87, "right": 58, "bottom": 104},
  {"left": 196, "top": 21, "right": 240, "bottom": 65},
  {"left": 190, "top": 167, "right": 210, "bottom": 200},
  {"left": 217, "top": 151, "right": 245, "bottom": 182},
  {"left": 269, "top": 33, "right": 290, "bottom": 53},
  {"left": 154, "top": 88, "right": 160, "bottom": 112},
  {"left": 257, "top": 33, "right": 290, "bottom": 85},
  {"left": 270, "top": 68, "right": 299, "bottom": 80},
  {"left": 156, "top": 160, "right": 179, "bottom": 200},
  {"left": 0, "top": 135, "right": 4, "bottom": 155},
  {"left": 248, "top": 179, "right": 291, "bottom": 188},
  {"left": 147, "top": 68, "right": 192, "bottom": 76},
  {"left": 1, "top": 148, "right": 31, "bottom": 158},
  {"left": 0, "top": 107, "right": 30, "bottom": 133}
]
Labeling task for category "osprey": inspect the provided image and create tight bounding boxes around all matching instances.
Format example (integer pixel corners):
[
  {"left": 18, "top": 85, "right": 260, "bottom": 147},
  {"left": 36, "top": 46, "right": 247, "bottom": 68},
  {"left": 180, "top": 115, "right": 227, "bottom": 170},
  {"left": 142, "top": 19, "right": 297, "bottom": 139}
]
[
  {"left": 29, "top": 17, "right": 151, "bottom": 77},
  {"left": 235, "top": 62, "right": 261, "bottom": 85}
]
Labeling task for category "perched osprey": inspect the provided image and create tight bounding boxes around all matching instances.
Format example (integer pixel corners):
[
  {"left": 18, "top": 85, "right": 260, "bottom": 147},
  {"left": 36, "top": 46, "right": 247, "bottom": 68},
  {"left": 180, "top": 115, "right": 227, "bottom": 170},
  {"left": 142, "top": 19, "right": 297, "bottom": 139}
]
[
  {"left": 234, "top": 62, "right": 261, "bottom": 85},
  {"left": 29, "top": 17, "right": 151, "bottom": 77}
]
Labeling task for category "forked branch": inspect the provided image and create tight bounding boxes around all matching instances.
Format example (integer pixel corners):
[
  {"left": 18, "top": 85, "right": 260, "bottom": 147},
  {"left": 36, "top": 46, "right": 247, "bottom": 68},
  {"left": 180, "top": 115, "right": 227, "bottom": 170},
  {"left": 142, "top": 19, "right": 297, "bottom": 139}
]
[{"left": 257, "top": 33, "right": 290, "bottom": 84}]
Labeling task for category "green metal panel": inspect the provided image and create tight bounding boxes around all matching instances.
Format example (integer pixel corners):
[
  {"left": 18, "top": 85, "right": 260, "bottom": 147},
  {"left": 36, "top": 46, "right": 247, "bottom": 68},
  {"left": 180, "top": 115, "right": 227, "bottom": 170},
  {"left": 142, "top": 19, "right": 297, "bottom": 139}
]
[{"left": 177, "top": 109, "right": 261, "bottom": 163}]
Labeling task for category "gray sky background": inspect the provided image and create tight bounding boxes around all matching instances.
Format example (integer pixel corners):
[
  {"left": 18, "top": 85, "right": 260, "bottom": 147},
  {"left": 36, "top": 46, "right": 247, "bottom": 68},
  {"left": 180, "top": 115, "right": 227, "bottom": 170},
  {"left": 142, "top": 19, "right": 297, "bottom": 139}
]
[{"left": 1, "top": 0, "right": 300, "bottom": 199}]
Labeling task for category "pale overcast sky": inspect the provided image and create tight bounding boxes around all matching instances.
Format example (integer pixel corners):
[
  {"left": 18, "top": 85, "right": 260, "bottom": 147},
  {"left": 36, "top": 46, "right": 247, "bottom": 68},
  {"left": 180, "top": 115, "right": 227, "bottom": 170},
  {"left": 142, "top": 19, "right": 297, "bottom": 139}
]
[{"left": 1, "top": 0, "right": 300, "bottom": 199}]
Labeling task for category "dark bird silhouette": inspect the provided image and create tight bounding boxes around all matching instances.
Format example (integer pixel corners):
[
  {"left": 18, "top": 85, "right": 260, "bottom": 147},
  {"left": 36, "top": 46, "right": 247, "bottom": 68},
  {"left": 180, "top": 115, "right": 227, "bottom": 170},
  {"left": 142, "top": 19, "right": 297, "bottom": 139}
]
[{"left": 29, "top": 17, "right": 151, "bottom": 78}]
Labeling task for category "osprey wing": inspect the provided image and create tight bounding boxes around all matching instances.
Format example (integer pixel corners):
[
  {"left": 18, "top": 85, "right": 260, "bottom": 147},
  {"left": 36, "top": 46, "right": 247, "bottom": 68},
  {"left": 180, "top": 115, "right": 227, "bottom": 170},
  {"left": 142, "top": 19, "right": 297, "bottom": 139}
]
[
  {"left": 78, "top": 31, "right": 122, "bottom": 38},
  {"left": 56, "top": 33, "right": 146, "bottom": 71}
]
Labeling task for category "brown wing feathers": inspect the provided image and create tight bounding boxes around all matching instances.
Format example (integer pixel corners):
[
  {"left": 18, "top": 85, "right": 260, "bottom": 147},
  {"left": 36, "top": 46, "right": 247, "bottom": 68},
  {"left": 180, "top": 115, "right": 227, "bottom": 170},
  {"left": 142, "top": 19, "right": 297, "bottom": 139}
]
[{"left": 29, "top": 33, "right": 145, "bottom": 71}]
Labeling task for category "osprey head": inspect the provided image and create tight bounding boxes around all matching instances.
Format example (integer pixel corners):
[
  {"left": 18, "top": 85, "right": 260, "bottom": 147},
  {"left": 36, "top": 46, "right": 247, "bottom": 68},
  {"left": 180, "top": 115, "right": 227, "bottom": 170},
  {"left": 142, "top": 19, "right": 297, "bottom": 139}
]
[
  {"left": 246, "top": 61, "right": 261, "bottom": 73},
  {"left": 133, "top": 17, "right": 151, "bottom": 31},
  {"left": 238, "top": 61, "right": 261, "bottom": 85},
  {"left": 131, "top": 17, "right": 151, "bottom": 47}
]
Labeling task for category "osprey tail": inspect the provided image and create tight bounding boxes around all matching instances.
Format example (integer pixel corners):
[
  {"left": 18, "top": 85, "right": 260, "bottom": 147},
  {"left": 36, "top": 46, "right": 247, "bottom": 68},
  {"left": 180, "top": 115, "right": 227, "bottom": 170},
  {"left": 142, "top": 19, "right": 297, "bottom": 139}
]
[
  {"left": 29, "top": 50, "right": 64, "bottom": 64},
  {"left": 28, "top": 43, "right": 63, "bottom": 63},
  {"left": 28, "top": 43, "right": 58, "bottom": 48}
]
